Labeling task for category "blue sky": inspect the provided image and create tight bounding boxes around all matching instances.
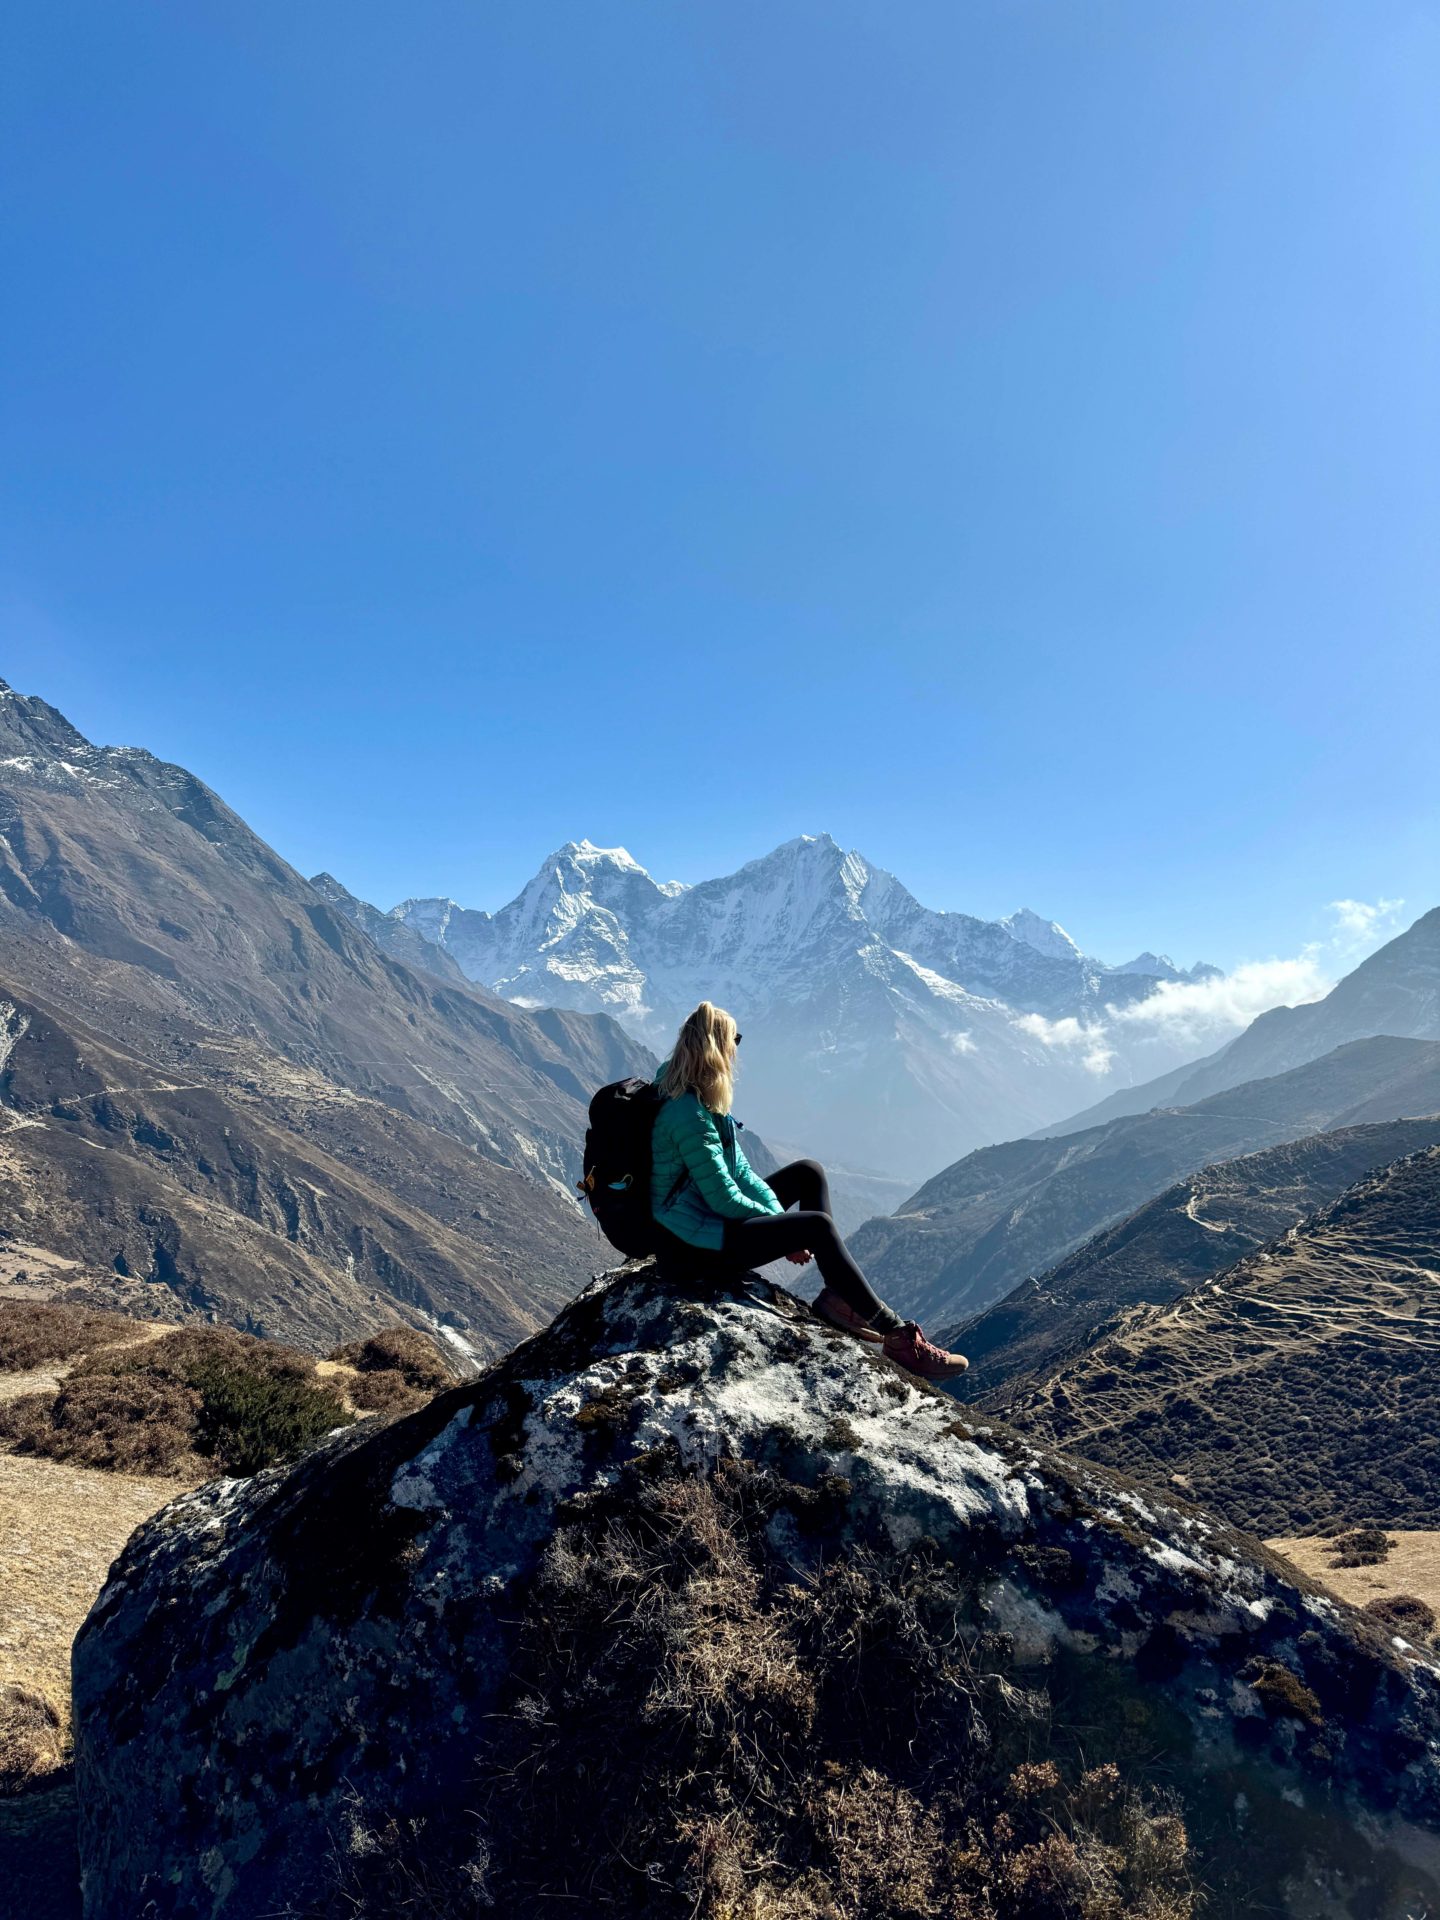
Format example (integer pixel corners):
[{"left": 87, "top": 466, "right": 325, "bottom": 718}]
[{"left": 4, "top": 2, "right": 1436, "bottom": 975}]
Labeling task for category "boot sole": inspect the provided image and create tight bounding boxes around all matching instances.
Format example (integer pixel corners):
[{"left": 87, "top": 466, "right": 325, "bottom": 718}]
[
  {"left": 812, "top": 1301, "right": 885, "bottom": 1343},
  {"left": 885, "top": 1355, "right": 970, "bottom": 1380}
]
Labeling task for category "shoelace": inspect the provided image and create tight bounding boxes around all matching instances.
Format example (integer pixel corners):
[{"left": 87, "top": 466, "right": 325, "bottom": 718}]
[{"left": 894, "top": 1322, "right": 947, "bottom": 1362}]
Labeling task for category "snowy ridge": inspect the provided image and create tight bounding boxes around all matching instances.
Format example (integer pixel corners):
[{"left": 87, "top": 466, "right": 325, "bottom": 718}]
[{"left": 380, "top": 835, "right": 1220, "bottom": 1182}]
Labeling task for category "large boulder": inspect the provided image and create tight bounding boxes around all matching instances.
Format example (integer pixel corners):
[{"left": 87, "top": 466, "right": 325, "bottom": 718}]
[{"left": 74, "top": 1263, "right": 1440, "bottom": 1918}]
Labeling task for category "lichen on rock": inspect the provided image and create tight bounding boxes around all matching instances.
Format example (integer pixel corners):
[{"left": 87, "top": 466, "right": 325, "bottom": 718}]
[{"left": 73, "top": 1262, "right": 1440, "bottom": 1918}]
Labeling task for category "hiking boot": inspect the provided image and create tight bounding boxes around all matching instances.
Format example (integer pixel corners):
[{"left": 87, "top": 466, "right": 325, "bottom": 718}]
[
  {"left": 813, "top": 1290, "right": 885, "bottom": 1343},
  {"left": 882, "top": 1322, "right": 970, "bottom": 1381}
]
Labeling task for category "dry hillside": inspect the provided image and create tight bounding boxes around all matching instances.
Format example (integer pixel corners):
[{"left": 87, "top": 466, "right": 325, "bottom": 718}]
[
  {"left": 985, "top": 1146, "right": 1440, "bottom": 1537},
  {"left": 949, "top": 1114, "right": 1440, "bottom": 1396}
]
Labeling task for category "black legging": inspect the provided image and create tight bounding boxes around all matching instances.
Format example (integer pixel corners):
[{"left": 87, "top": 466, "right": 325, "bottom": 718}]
[{"left": 656, "top": 1157, "right": 903, "bottom": 1333}]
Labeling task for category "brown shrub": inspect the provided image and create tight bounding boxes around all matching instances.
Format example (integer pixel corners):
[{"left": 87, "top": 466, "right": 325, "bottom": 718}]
[
  {"left": 1363, "top": 1593, "right": 1437, "bottom": 1639},
  {"left": 0, "top": 1374, "right": 203, "bottom": 1476},
  {"left": 1246, "top": 1660, "right": 1324, "bottom": 1727},
  {"left": 79, "top": 1325, "right": 314, "bottom": 1387},
  {"left": 345, "top": 1370, "right": 426, "bottom": 1415},
  {"left": 2, "top": 1324, "right": 352, "bottom": 1478},
  {"left": 1328, "top": 1527, "right": 1393, "bottom": 1569},
  {"left": 0, "top": 1685, "right": 63, "bottom": 1790},
  {"left": 328, "top": 1327, "right": 457, "bottom": 1394},
  {"left": 0, "top": 1301, "right": 137, "bottom": 1372}
]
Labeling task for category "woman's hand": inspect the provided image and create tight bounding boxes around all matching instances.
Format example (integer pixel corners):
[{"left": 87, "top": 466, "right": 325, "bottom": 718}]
[{"left": 785, "top": 1248, "right": 813, "bottom": 1266}]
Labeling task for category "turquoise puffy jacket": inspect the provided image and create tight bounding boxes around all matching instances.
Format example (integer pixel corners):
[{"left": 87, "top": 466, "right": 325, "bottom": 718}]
[{"left": 649, "top": 1078, "right": 783, "bottom": 1251}]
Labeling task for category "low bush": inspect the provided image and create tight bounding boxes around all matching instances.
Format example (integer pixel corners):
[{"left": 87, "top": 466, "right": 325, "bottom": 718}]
[
  {"left": 1363, "top": 1594, "right": 1437, "bottom": 1640},
  {"left": 0, "top": 1375, "right": 203, "bottom": 1476},
  {"left": 0, "top": 1326, "right": 353, "bottom": 1478},
  {"left": 1328, "top": 1528, "right": 1393, "bottom": 1569},
  {"left": 0, "top": 1302, "right": 137, "bottom": 1373},
  {"left": 345, "top": 1369, "right": 425, "bottom": 1415},
  {"left": 329, "top": 1327, "right": 457, "bottom": 1393},
  {"left": 0, "top": 1685, "right": 62, "bottom": 1791},
  {"left": 328, "top": 1326, "right": 458, "bottom": 1417}
]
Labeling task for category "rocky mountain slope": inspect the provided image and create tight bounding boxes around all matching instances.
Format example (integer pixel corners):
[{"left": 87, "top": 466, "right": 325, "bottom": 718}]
[
  {"left": 948, "top": 1113, "right": 1440, "bottom": 1397},
  {"left": 0, "top": 682, "right": 651, "bottom": 1350},
  {"left": 0, "top": 683, "right": 643, "bottom": 1182},
  {"left": 1040, "top": 905, "right": 1440, "bottom": 1139},
  {"left": 0, "top": 987, "right": 606, "bottom": 1353},
  {"left": 74, "top": 1262, "right": 1440, "bottom": 1919},
  {"left": 309, "top": 870, "right": 469, "bottom": 984},
  {"left": 366, "top": 834, "right": 1219, "bottom": 1180},
  {"left": 850, "top": 1034, "right": 1440, "bottom": 1331},
  {"left": 983, "top": 1145, "right": 1440, "bottom": 1538}
]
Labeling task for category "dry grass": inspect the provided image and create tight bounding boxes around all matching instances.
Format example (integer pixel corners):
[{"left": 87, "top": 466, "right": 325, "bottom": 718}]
[
  {"left": 1267, "top": 1529, "right": 1440, "bottom": 1635},
  {"left": 0, "top": 1451, "right": 189, "bottom": 1768},
  {"left": 326, "top": 1461, "right": 1195, "bottom": 1920}
]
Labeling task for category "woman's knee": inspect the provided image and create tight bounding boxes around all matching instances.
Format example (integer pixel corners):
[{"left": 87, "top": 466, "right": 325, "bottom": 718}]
[{"left": 799, "top": 1209, "right": 841, "bottom": 1248}]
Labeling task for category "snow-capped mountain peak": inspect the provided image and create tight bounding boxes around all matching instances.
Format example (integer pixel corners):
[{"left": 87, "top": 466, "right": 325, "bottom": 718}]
[
  {"left": 379, "top": 835, "right": 1228, "bottom": 1181},
  {"left": 999, "top": 907, "right": 1083, "bottom": 963}
]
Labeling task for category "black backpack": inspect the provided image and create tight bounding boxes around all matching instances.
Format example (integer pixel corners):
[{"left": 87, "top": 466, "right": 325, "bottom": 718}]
[{"left": 578, "top": 1077, "right": 666, "bottom": 1257}]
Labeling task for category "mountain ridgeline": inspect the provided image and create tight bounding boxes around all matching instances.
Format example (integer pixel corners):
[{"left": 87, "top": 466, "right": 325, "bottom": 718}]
[
  {"left": 850, "top": 1034, "right": 1440, "bottom": 1332},
  {"left": 328, "top": 835, "right": 1221, "bottom": 1180},
  {"left": 0, "top": 682, "right": 650, "bottom": 1354},
  {"left": 980, "top": 1143, "right": 1440, "bottom": 1539},
  {"left": 1036, "top": 903, "right": 1440, "bottom": 1137},
  {"left": 948, "top": 1108, "right": 1440, "bottom": 1397}
]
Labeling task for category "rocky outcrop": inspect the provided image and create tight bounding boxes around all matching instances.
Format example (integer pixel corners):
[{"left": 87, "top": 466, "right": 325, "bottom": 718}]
[{"left": 74, "top": 1264, "right": 1440, "bottom": 1918}]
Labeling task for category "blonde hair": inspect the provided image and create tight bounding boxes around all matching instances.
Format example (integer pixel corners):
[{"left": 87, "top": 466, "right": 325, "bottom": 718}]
[{"left": 660, "top": 1001, "right": 739, "bottom": 1114}]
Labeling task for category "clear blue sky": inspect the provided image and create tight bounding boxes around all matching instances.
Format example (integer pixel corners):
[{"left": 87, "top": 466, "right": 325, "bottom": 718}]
[{"left": 4, "top": 2, "right": 1436, "bottom": 970}]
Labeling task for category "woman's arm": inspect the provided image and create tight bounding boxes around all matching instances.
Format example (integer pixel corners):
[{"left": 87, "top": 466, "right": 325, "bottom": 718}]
[
  {"left": 674, "top": 1105, "right": 783, "bottom": 1222},
  {"left": 732, "top": 1138, "right": 786, "bottom": 1216}
]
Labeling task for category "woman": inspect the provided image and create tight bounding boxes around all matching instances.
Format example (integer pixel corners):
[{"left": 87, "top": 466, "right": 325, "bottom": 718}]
[{"left": 649, "top": 1001, "right": 969, "bottom": 1381}]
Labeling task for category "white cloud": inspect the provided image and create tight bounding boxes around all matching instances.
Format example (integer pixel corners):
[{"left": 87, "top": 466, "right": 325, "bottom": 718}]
[
  {"left": 1104, "top": 952, "right": 1333, "bottom": 1050},
  {"left": 1013, "top": 1012, "right": 1114, "bottom": 1074},
  {"left": 1329, "top": 897, "right": 1405, "bottom": 948},
  {"left": 949, "top": 1030, "right": 976, "bottom": 1054},
  {"left": 1014, "top": 1012, "right": 1086, "bottom": 1048},
  {"left": 1007, "top": 895, "right": 1409, "bottom": 1081}
]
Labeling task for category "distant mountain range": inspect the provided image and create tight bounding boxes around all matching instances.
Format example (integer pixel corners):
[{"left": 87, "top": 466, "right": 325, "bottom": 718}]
[
  {"left": 0, "top": 682, "right": 650, "bottom": 1353},
  {"left": 335, "top": 836, "right": 1220, "bottom": 1180},
  {"left": 1036, "top": 903, "right": 1440, "bottom": 1137}
]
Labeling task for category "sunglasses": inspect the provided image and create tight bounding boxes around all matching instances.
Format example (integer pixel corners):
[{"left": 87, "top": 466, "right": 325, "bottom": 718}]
[{"left": 734, "top": 1032, "right": 743, "bottom": 1047}]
